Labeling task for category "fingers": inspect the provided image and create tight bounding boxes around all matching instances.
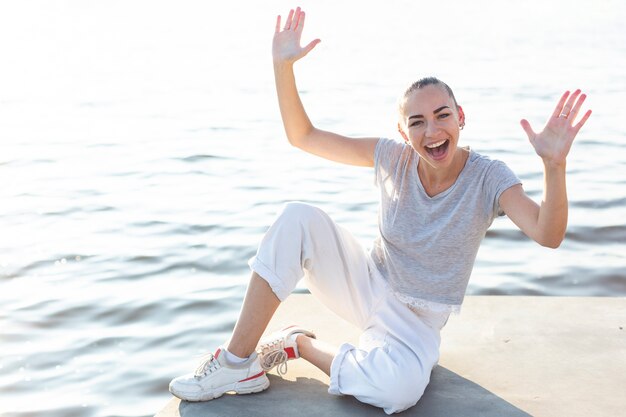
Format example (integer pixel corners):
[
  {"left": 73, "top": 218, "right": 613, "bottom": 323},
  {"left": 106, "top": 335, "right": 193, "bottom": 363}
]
[
  {"left": 560, "top": 89, "right": 581, "bottom": 118},
  {"left": 288, "top": 7, "right": 301, "bottom": 30},
  {"left": 284, "top": 9, "right": 294, "bottom": 30},
  {"left": 280, "top": 7, "right": 306, "bottom": 32},
  {"left": 573, "top": 109, "right": 592, "bottom": 133},
  {"left": 552, "top": 89, "right": 591, "bottom": 132},
  {"left": 568, "top": 92, "right": 586, "bottom": 122},
  {"left": 553, "top": 89, "right": 583, "bottom": 121},
  {"left": 295, "top": 9, "right": 305, "bottom": 32},
  {"left": 551, "top": 91, "right": 570, "bottom": 119},
  {"left": 275, "top": 15, "right": 281, "bottom": 34},
  {"left": 520, "top": 119, "right": 535, "bottom": 142},
  {"left": 303, "top": 38, "right": 321, "bottom": 55}
]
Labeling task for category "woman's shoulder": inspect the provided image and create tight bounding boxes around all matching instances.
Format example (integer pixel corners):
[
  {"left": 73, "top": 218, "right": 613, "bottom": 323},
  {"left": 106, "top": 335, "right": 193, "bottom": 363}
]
[
  {"left": 377, "top": 137, "right": 405, "bottom": 151},
  {"left": 467, "top": 148, "right": 506, "bottom": 168},
  {"left": 464, "top": 148, "right": 516, "bottom": 179},
  {"left": 375, "top": 137, "right": 411, "bottom": 161}
]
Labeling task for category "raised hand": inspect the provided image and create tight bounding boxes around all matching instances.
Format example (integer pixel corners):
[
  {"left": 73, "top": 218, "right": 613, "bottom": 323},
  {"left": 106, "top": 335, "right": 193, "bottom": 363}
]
[
  {"left": 520, "top": 90, "right": 592, "bottom": 167},
  {"left": 273, "top": 7, "right": 321, "bottom": 65}
]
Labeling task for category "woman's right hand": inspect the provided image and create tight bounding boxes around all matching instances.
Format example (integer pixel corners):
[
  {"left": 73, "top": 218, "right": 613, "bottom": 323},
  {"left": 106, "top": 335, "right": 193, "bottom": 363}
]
[{"left": 273, "top": 7, "right": 320, "bottom": 65}]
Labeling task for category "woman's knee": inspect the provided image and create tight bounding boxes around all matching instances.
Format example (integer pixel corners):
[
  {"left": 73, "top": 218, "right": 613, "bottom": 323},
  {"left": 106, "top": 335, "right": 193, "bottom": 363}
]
[
  {"left": 278, "top": 201, "right": 325, "bottom": 225},
  {"left": 275, "top": 201, "right": 330, "bottom": 235},
  {"left": 368, "top": 368, "right": 429, "bottom": 414}
]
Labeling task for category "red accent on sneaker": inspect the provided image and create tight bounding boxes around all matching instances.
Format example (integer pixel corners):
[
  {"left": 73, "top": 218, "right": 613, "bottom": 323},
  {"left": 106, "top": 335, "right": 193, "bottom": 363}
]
[
  {"left": 214, "top": 348, "right": 222, "bottom": 359},
  {"left": 284, "top": 346, "right": 296, "bottom": 359},
  {"left": 238, "top": 371, "right": 265, "bottom": 383}
]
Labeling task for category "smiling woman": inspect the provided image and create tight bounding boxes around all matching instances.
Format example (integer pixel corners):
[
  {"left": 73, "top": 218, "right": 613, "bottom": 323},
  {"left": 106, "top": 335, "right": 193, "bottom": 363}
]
[
  {"left": 166, "top": 5, "right": 593, "bottom": 415},
  {"left": 397, "top": 79, "right": 468, "bottom": 196}
]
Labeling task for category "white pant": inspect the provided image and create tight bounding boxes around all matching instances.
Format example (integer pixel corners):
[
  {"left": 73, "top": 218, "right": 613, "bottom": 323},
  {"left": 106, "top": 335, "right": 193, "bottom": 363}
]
[{"left": 249, "top": 202, "right": 448, "bottom": 414}]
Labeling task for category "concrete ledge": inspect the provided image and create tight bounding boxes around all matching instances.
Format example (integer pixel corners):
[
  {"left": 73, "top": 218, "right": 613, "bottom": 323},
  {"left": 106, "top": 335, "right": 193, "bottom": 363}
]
[{"left": 156, "top": 296, "right": 626, "bottom": 416}]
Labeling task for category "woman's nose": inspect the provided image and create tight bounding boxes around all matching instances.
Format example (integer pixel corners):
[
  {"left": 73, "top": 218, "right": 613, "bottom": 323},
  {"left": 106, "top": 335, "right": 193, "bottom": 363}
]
[{"left": 424, "top": 121, "right": 441, "bottom": 137}]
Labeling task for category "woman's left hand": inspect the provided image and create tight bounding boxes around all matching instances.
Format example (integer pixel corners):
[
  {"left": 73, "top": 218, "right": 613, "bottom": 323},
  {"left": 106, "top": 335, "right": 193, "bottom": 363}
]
[{"left": 520, "top": 89, "right": 592, "bottom": 167}]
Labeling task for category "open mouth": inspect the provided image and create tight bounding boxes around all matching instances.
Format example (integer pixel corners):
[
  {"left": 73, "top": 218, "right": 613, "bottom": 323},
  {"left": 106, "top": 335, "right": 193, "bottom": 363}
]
[{"left": 425, "top": 139, "right": 449, "bottom": 160}]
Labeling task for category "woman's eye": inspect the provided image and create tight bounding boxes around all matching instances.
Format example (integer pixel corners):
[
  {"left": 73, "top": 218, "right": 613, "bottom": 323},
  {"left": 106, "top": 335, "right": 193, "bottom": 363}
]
[
  {"left": 438, "top": 113, "right": 450, "bottom": 119},
  {"left": 410, "top": 121, "right": 423, "bottom": 127}
]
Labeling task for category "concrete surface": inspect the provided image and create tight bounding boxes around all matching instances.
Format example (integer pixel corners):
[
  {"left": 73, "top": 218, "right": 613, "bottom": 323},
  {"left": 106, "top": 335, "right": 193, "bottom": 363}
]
[{"left": 156, "top": 295, "right": 626, "bottom": 417}]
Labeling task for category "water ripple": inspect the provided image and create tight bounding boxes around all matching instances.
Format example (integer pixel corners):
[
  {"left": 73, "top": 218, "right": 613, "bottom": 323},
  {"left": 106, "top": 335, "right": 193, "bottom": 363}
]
[
  {"left": 486, "top": 225, "right": 626, "bottom": 246},
  {"left": 179, "top": 154, "right": 222, "bottom": 163},
  {"left": 567, "top": 225, "right": 626, "bottom": 244},
  {"left": 572, "top": 197, "right": 626, "bottom": 209}
]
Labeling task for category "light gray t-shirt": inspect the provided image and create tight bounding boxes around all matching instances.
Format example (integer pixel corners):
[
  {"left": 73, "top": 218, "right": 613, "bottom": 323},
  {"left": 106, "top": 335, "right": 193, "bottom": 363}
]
[{"left": 371, "top": 138, "right": 521, "bottom": 311}]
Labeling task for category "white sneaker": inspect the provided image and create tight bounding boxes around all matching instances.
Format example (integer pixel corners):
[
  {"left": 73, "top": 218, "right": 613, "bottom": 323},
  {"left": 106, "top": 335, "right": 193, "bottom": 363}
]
[
  {"left": 257, "top": 325, "right": 316, "bottom": 375},
  {"left": 169, "top": 346, "right": 269, "bottom": 402}
]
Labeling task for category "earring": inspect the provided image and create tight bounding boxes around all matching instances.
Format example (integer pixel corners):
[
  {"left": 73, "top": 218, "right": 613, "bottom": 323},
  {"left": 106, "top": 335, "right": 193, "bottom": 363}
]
[{"left": 459, "top": 122, "right": 465, "bottom": 130}]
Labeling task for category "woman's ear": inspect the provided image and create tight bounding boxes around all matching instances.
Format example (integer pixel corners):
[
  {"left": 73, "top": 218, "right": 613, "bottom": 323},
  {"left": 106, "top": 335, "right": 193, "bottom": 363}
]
[
  {"left": 398, "top": 122, "right": 410, "bottom": 144},
  {"left": 457, "top": 105, "right": 466, "bottom": 129}
]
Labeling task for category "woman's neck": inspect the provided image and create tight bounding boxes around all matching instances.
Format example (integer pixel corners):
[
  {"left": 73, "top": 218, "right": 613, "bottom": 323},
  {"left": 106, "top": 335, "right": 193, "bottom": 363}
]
[{"left": 418, "top": 147, "right": 469, "bottom": 197}]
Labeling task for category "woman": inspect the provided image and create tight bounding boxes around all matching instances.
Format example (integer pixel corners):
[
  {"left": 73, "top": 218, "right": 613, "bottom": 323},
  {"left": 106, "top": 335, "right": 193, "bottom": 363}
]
[{"left": 169, "top": 7, "right": 591, "bottom": 414}]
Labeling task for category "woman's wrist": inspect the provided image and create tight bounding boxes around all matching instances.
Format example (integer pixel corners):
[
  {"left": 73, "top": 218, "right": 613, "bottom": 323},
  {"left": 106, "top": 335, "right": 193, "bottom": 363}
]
[
  {"left": 273, "top": 58, "right": 295, "bottom": 70},
  {"left": 542, "top": 156, "right": 567, "bottom": 171}
]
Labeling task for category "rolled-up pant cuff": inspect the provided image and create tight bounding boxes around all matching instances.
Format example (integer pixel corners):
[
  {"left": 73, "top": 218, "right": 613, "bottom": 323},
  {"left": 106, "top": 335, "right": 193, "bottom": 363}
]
[
  {"left": 328, "top": 342, "right": 354, "bottom": 396},
  {"left": 248, "top": 256, "right": 291, "bottom": 301}
]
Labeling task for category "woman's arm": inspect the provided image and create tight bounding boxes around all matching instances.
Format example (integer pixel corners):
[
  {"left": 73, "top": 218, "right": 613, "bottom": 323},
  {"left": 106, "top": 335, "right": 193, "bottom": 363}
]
[
  {"left": 273, "top": 8, "right": 378, "bottom": 167},
  {"left": 500, "top": 90, "right": 592, "bottom": 248}
]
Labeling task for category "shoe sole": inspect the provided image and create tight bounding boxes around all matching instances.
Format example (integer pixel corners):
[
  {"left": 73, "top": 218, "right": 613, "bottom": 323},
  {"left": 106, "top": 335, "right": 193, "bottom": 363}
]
[{"left": 170, "top": 374, "right": 270, "bottom": 402}]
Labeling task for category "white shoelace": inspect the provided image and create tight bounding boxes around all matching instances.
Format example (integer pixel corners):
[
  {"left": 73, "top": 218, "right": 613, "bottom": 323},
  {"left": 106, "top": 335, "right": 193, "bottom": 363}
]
[
  {"left": 261, "top": 350, "right": 289, "bottom": 375},
  {"left": 194, "top": 353, "right": 220, "bottom": 378},
  {"left": 259, "top": 340, "right": 289, "bottom": 375}
]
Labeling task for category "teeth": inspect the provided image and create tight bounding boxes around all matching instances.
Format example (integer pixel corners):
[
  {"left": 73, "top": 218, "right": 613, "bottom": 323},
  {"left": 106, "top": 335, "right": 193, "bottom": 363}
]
[{"left": 426, "top": 140, "right": 447, "bottom": 149}]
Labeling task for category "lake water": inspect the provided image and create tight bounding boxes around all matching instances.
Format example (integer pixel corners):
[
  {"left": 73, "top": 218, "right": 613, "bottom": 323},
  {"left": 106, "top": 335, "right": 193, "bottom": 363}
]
[{"left": 1, "top": 0, "right": 624, "bottom": 416}]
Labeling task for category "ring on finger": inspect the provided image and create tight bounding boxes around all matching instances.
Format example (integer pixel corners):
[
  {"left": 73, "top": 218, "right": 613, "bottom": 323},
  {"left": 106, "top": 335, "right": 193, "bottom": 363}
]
[{"left": 559, "top": 113, "right": 568, "bottom": 118}]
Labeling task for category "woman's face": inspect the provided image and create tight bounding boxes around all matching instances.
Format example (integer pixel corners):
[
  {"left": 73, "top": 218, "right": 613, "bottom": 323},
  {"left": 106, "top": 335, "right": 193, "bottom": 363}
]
[{"left": 399, "top": 84, "right": 465, "bottom": 170}]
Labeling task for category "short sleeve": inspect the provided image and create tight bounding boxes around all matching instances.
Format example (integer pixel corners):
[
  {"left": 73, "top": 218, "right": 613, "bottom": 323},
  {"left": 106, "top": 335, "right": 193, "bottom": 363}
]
[
  {"left": 374, "top": 138, "right": 406, "bottom": 188},
  {"left": 484, "top": 160, "right": 522, "bottom": 217}
]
